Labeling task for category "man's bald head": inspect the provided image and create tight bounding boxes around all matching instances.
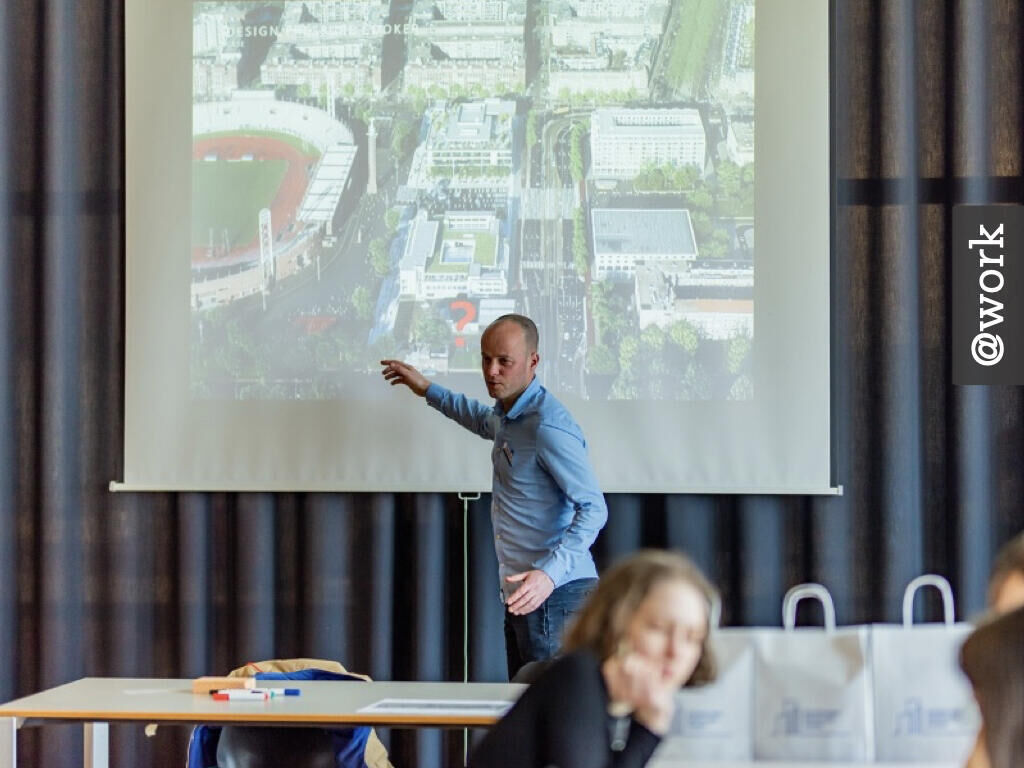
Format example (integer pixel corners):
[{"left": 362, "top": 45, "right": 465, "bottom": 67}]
[{"left": 485, "top": 314, "right": 539, "bottom": 353}]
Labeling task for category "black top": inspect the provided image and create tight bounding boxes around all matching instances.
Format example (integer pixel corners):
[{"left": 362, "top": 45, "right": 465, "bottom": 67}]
[{"left": 469, "top": 650, "right": 662, "bottom": 768}]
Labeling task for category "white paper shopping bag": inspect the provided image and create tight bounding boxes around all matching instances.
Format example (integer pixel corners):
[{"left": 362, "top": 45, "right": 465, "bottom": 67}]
[
  {"left": 871, "top": 574, "right": 979, "bottom": 762},
  {"left": 655, "top": 627, "right": 755, "bottom": 761},
  {"left": 753, "top": 584, "right": 874, "bottom": 762}
]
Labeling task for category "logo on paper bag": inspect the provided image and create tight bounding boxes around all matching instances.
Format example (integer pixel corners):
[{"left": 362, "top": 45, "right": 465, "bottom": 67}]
[
  {"left": 771, "top": 699, "right": 849, "bottom": 737},
  {"left": 676, "top": 706, "right": 733, "bottom": 738},
  {"left": 893, "top": 698, "right": 974, "bottom": 737}
]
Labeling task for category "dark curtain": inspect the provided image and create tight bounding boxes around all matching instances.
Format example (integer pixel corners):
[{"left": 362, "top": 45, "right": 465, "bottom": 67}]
[{"left": 2, "top": 1, "right": 1023, "bottom": 766}]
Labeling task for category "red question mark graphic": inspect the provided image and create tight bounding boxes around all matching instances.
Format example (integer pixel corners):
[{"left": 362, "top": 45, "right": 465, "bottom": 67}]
[{"left": 449, "top": 300, "right": 477, "bottom": 349}]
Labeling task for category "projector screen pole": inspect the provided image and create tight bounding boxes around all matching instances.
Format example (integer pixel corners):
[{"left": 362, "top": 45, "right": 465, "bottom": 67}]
[{"left": 458, "top": 491, "right": 481, "bottom": 765}]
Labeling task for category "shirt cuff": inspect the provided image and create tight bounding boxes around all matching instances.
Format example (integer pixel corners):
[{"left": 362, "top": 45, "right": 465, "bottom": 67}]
[
  {"left": 536, "top": 558, "right": 567, "bottom": 589},
  {"left": 425, "top": 383, "right": 446, "bottom": 406},
  {"left": 628, "top": 719, "right": 662, "bottom": 755}
]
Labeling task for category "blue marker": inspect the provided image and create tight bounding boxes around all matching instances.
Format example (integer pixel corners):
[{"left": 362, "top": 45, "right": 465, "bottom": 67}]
[{"left": 252, "top": 688, "right": 301, "bottom": 697}]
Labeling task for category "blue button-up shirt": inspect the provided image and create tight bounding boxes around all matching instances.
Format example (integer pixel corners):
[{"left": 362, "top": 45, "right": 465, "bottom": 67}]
[{"left": 426, "top": 376, "right": 608, "bottom": 600}]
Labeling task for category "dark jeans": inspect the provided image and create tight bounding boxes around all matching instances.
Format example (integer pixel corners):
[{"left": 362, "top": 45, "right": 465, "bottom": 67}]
[{"left": 503, "top": 577, "right": 597, "bottom": 680}]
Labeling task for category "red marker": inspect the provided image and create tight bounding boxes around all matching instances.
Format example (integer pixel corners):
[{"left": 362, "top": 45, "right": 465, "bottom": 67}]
[{"left": 212, "top": 690, "right": 269, "bottom": 701}]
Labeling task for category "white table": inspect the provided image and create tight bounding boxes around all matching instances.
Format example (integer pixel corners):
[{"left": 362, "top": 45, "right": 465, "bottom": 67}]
[
  {"left": 0, "top": 679, "right": 963, "bottom": 768},
  {"left": 0, "top": 677, "right": 525, "bottom": 768},
  {"left": 652, "top": 764, "right": 955, "bottom": 768}
]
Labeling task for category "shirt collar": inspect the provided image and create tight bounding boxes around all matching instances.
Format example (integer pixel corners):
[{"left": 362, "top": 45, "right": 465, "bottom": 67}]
[{"left": 495, "top": 375, "right": 541, "bottom": 420}]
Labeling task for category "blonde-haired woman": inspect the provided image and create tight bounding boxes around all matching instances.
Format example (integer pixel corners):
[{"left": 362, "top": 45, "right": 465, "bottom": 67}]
[{"left": 470, "top": 550, "right": 717, "bottom": 768}]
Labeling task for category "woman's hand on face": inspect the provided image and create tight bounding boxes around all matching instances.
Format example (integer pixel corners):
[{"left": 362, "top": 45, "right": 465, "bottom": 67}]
[{"left": 602, "top": 653, "right": 676, "bottom": 735}]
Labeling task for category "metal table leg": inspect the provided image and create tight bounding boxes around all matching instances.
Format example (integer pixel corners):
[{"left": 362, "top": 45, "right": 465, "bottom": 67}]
[
  {"left": 0, "top": 717, "right": 15, "bottom": 768},
  {"left": 83, "top": 722, "right": 108, "bottom": 768}
]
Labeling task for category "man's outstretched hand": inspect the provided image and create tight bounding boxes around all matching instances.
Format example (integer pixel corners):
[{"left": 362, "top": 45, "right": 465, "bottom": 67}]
[{"left": 380, "top": 359, "right": 431, "bottom": 397}]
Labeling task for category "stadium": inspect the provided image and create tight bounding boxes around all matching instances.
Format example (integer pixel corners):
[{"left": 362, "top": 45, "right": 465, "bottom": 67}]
[{"left": 191, "top": 91, "right": 358, "bottom": 310}]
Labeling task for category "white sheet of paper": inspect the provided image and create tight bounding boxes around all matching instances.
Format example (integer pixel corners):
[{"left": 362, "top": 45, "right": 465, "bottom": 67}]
[{"left": 358, "top": 698, "right": 512, "bottom": 717}]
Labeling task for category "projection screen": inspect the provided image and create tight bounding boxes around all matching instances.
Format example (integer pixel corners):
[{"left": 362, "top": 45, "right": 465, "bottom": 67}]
[{"left": 120, "top": 0, "right": 832, "bottom": 493}]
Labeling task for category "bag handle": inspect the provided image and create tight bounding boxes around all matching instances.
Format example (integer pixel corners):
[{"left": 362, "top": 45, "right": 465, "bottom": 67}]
[
  {"left": 782, "top": 583, "right": 836, "bottom": 631},
  {"left": 901, "top": 574, "right": 955, "bottom": 627}
]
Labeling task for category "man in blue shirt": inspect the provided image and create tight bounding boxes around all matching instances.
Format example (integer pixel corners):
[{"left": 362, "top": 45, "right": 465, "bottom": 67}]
[{"left": 381, "top": 314, "right": 608, "bottom": 678}]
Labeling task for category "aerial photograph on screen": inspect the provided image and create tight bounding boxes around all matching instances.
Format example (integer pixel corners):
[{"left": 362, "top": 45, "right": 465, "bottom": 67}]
[{"left": 190, "top": 0, "right": 754, "bottom": 400}]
